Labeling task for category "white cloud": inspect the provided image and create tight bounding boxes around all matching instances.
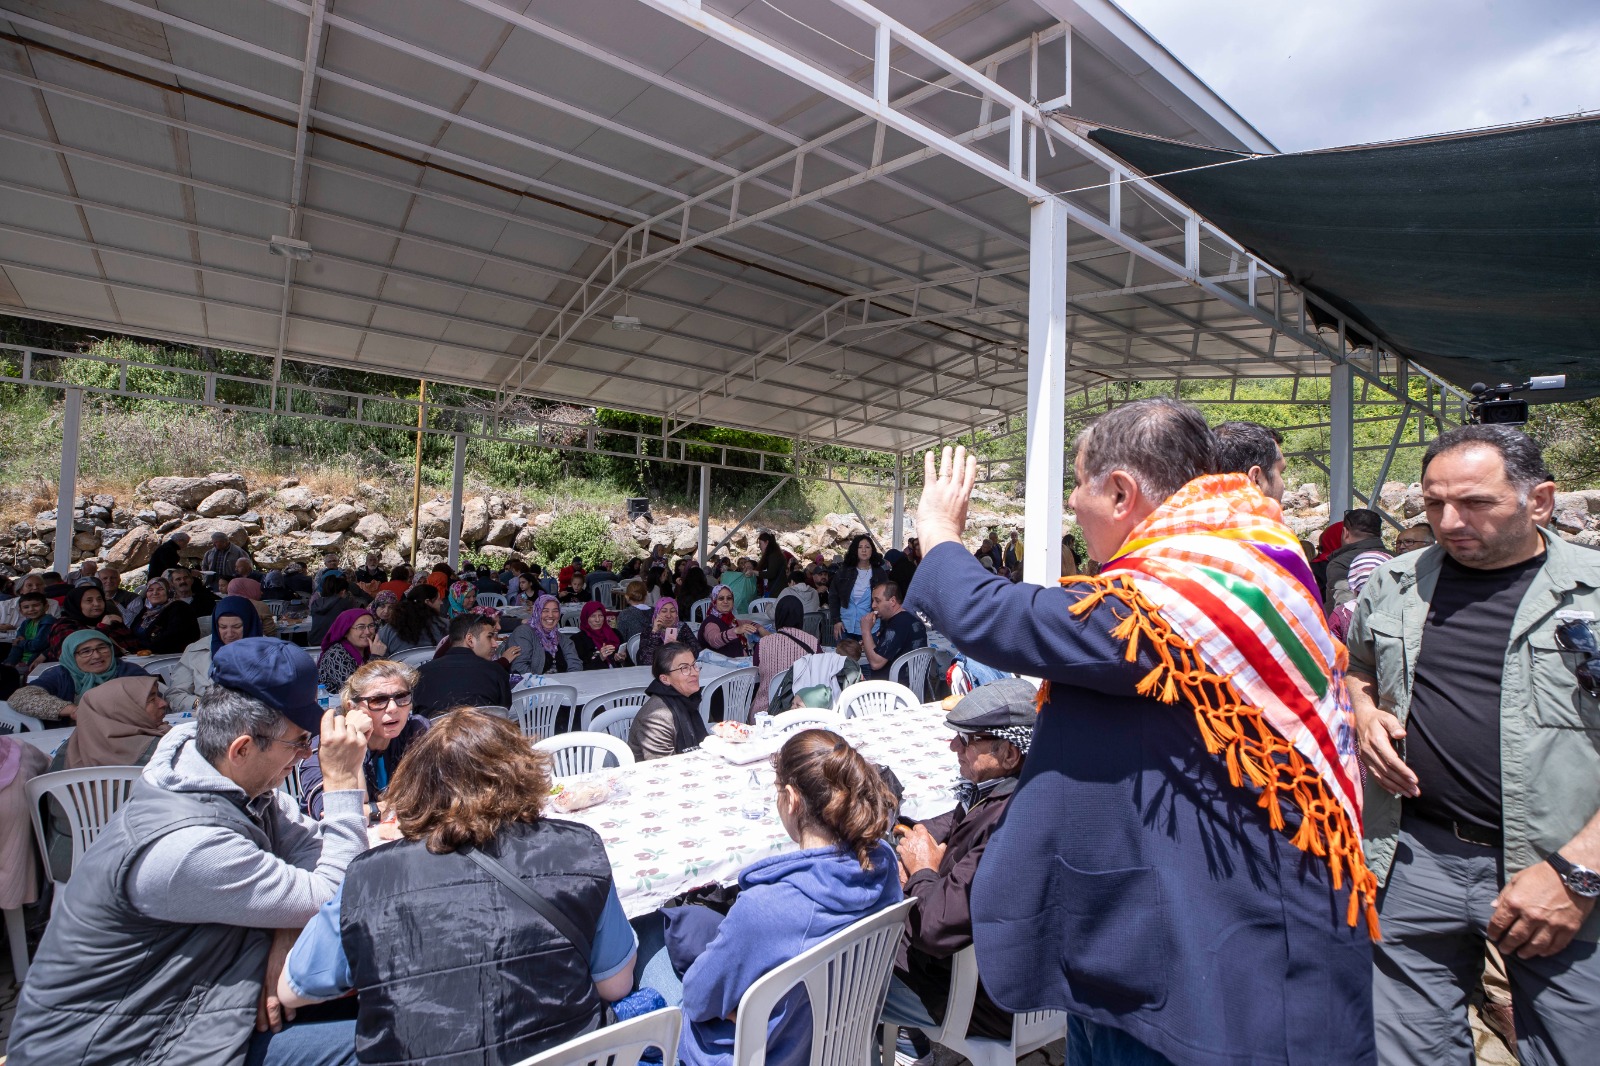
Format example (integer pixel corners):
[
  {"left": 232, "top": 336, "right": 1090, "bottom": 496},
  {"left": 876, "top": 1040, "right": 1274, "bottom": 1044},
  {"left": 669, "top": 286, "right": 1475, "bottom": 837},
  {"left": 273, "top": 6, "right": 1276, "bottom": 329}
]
[{"left": 1114, "top": 0, "right": 1600, "bottom": 151}]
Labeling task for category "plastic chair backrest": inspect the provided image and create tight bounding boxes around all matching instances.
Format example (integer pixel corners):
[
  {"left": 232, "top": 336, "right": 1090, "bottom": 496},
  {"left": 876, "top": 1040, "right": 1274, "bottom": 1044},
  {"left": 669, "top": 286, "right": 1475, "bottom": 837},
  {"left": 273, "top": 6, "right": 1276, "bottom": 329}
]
[
  {"left": 281, "top": 763, "right": 304, "bottom": 803},
  {"left": 26, "top": 766, "right": 142, "bottom": 884},
  {"left": 731, "top": 898, "right": 914, "bottom": 1066},
  {"left": 770, "top": 708, "right": 844, "bottom": 735},
  {"left": 138, "top": 654, "right": 184, "bottom": 683},
  {"left": 392, "top": 646, "right": 436, "bottom": 669},
  {"left": 587, "top": 704, "right": 641, "bottom": 741},
  {"left": 0, "top": 702, "right": 43, "bottom": 733},
  {"left": 510, "top": 1006, "right": 682, "bottom": 1066},
  {"left": 475, "top": 705, "right": 514, "bottom": 721},
  {"left": 588, "top": 581, "right": 617, "bottom": 608},
  {"left": 558, "top": 602, "right": 584, "bottom": 628},
  {"left": 699, "top": 666, "right": 760, "bottom": 726},
  {"left": 511, "top": 685, "right": 578, "bottom": 740},
  {"left": 881, "top": 946, "right": 1068, "bottom": 1066},
  {"left": 746, "top": 598, "right": 778, "bottom": 620},
  {"left": 476, "top": 592, "right": 507, "bottom": 608},
  {"left": 534, "top": 732, "right": 635, "bottom": 777},
  {"left": 802, "top": 611, "right": 827, "bottom": 641},
  {"left": 606, "top": 585, "right": 628, "bottom": 610},
  {"left": 626, "top": 633, "right": 642, "bottom": 666},
  {"left": 579, "top": 688, "right": 649, "bottom": 731},
  {"left": 888, "top": 647, "right": 936, "bottom": 702},
  {"left": 835, "top": 681, "right": 919, "bottom": 719},
  {"left": 689, "top": 598, "right": 711, "bottom": 623}
]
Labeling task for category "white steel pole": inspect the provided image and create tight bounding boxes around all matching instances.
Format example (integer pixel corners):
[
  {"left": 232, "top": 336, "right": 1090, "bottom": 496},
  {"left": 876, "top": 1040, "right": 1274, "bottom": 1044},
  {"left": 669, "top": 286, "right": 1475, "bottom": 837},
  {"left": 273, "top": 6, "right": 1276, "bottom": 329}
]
[
  {"left": 1329, "top": 361, "right": 1354, "bottom": 517},
  {"left": 447, "top": 432, "right": 466, "bottom": 568},
  {"left": 54, "top": 386, "right": 83, "bottom": 576},
  {"left": 697, "top": 465, "right": 711, "bottom": 564},
  {"left": 1022, "top": 197, "right": 1068, "bottom": 588},
  {"left": 891, "top": 454, "right": 905, "bottom": 550}
]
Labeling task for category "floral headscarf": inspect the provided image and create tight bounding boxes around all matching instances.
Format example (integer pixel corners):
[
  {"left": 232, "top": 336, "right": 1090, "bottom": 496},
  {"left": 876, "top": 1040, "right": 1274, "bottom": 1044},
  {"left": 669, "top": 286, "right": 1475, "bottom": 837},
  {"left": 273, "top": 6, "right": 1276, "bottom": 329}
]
[
  {"left": 707, "top": 583, "right": 736, "bottom": 625},
  {"left": 530, "top": 593, "right": 561, "bottom": 656},
  {"left": 322, "top": 608, "right": 376, "bottom": 666},
  {"left": 579, "top": 601, "right": 620, "bottom": 650},
  {"left": 372, "top": 590, "right": 400, "bottom": 613},
  {"left": 448, "top": 580, "right": 475, "bottom": 617},
  {"left": 226, "top": 577, "right": 263, "bottom": 600}
]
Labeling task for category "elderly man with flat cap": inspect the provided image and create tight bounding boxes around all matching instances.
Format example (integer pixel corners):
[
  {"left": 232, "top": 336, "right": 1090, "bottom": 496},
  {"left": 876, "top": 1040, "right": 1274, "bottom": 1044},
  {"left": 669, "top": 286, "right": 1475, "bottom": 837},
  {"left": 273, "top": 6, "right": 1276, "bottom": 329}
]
[
  {"left": 883, "top": 678, "right": 1036, "bottom": 1050},
  {"left": 12, "top": 637, "right": 374, "bottom": 1066}
]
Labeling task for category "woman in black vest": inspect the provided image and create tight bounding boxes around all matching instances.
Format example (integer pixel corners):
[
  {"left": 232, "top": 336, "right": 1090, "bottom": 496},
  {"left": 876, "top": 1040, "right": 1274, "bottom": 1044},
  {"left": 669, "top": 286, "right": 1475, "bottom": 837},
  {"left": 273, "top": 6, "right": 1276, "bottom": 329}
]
[{"left": 278, "top": 709, "right": 638, "bottom": 1064}]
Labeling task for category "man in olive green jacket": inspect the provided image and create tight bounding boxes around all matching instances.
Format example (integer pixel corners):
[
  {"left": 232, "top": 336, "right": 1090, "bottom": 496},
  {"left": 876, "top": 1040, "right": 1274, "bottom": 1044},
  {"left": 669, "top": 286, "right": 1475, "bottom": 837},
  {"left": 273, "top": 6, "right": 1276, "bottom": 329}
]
[{"left": 1347, "top": 424, "right": 1600, "bottom": 1065}]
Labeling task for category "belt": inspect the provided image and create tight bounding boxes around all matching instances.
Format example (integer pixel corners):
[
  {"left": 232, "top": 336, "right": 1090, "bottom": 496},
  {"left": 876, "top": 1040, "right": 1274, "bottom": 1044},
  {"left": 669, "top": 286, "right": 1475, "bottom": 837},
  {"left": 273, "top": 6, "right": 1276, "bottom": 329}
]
[{"left": 1410, "top": 807, "right": 1503, "bottom": 849}]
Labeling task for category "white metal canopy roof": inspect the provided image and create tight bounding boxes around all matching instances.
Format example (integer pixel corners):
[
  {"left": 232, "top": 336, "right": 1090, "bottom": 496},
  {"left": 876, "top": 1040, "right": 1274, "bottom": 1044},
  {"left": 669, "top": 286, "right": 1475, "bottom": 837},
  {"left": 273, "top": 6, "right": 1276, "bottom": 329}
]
[{"left": 0, "top": 0, "right": 1342, "bottom": 456}]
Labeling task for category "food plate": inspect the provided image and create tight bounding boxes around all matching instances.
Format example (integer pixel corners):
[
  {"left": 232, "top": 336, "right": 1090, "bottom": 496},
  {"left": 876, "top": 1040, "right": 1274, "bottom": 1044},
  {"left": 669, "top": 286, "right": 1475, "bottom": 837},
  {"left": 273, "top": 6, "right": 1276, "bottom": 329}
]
[
  {"left": 711, "top": 721, "right": 753, "bottom": 743},
  {"left": 550, "top": 776, "right": 615, "bottom": 812},
  {"left": 700, "top": 734, "right": 778, "bottom": 765}
]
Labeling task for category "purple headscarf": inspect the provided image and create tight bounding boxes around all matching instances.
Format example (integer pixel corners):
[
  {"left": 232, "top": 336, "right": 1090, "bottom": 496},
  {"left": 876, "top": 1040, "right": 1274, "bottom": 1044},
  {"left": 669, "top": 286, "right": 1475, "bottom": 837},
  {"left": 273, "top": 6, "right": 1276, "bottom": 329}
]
[
  {"left": 530, "top": 593, "right": 561, "bottom": 656},
  {"left": 322, "top": 607, "right": 375, "bottom": 666}
]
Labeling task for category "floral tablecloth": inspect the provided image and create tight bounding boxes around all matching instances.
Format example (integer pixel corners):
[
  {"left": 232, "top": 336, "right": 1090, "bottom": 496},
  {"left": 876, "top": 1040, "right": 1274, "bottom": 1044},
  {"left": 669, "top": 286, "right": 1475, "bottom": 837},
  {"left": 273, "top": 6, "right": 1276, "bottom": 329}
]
[{"left": 559, "top": 701, "right": 959, "bottom": 916}]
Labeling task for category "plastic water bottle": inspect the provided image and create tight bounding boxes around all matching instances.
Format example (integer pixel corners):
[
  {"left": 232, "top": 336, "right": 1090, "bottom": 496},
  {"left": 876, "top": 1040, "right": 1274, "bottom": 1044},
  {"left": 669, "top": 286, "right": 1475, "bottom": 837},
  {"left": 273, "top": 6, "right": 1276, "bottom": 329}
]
[
  {"left": 739, "top": 769, "right": 766, "bottom": 821},
  {"left": 752, "top": 711, "right": 773, "bottom": 739}
]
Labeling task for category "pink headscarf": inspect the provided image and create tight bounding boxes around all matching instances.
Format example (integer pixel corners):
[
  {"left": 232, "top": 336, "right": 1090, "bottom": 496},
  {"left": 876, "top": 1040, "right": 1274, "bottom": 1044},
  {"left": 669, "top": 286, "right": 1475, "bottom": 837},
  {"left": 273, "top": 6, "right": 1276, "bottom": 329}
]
[
  {"left": 579, "top": 601, "right": 619, "bottom": 650},
  {"left": 322, "top": 608, "right": 375, "bottom": 666},
  {"left": 226, "top": 577, "right": 263, "bottom": 600}
]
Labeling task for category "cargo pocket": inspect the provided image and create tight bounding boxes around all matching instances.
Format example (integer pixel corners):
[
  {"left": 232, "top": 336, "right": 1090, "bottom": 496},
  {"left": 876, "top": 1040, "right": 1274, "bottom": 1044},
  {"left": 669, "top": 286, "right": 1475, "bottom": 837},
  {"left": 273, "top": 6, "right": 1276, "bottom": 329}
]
[
  {"left": 1363, "top": 613, "right": 1408, "bottom": 711},
  {"left": 1527, "top": 632, "right": 1600, "bottom": 731},
  {"left": 1054, "top": 858, "right": 1169, "bottom": 1011}
]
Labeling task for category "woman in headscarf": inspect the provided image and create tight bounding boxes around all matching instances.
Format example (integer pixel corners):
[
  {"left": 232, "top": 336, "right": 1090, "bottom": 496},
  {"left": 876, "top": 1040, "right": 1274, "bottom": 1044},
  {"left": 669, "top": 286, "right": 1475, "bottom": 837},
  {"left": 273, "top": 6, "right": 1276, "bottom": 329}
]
[
  {"left": 635, "top": 595, "right": 701, "bottom": 670},
  {"left": 0, "top": 735, "right": 51, "bottom": 931},
  {"left": 8, "top": 629, "right": 152, "bottom": 725},
  {"left": 54, "top": 675, "right": 170, "bottom": 772},
  {"left": 752, "top": 596, "right": 818, "bottom": 717},
  {"left": 500, "top": 593, "right": 582, "bottom": 675},
  {"left": 47, "top": 583, "right": 146, "bottom": 660},
  {"left": 122, "top": 576, "right": 200, "bottom": 655},
  {"left": 226, "top": 575, "right": 278, "bottom": 637},
  {"left": 699, "top": 583, "right": 761, "bottom": 658},
  {"left": 572, "top": 601, "right": 623, "bottom": 670},
  {"left": 425, "top": 563, "right": 454, "bottom": 599},
  {"left": 447, "top": 580, "right": 477, "bottom": 618},
  {"left": 166, "top": 595, "right": 263, "bottom": 715},
  {"left": 318, "top": 608, "right": 385, "bottom": 692}
]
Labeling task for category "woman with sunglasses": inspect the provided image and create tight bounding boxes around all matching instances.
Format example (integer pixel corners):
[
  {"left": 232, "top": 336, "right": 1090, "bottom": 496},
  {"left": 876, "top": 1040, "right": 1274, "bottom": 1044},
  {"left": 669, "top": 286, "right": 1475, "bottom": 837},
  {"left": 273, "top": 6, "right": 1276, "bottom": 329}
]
[{"left": 299, "top": 659, "right": 429, "bottom": 820}]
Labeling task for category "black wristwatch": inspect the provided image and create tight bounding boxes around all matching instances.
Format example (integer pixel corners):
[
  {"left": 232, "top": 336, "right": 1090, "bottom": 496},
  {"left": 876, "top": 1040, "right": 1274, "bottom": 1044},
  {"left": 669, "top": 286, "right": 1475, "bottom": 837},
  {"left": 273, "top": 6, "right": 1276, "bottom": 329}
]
[{"left": 1546, "top": 852, "right": 1600, "bottom": 898}]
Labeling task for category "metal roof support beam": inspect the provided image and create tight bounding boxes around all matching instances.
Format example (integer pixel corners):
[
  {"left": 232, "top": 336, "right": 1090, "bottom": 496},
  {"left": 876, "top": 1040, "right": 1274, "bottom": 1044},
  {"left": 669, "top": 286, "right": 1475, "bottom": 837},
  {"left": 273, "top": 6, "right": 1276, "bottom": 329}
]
[
  {"left": 697, "top": 465, "right": 711, "bottom": 565},
  {"left": 1329, "top": 360, "right": 1355, "bottom": 517},
  {"left": 892, "top": 455, "right": 906, "bottom": 551},
  {"left": 447, "top": 433, "right": 468, "bottom": 569},
  {"left": 273, "top": 0, "right": 326, "bottom": 364},
  {"left": 709, "top": 476, "right": 793, "bottom": 559},
  {"left": 832, "top": 481, "right": 880, "bottom": 551},
  {"left": 53, "top": 386, "right": 83, "bottom": 576},
  {"left": 1023, "top": 197, "right": 1069, "bottom": 587}
]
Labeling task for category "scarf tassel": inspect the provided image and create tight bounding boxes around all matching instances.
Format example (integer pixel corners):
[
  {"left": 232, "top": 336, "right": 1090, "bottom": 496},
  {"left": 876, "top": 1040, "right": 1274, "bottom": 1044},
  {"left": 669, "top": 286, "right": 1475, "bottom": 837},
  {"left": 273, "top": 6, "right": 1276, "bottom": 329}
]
[{"left": 1042, "top": 575, "right": 1381, "bottom": 940}]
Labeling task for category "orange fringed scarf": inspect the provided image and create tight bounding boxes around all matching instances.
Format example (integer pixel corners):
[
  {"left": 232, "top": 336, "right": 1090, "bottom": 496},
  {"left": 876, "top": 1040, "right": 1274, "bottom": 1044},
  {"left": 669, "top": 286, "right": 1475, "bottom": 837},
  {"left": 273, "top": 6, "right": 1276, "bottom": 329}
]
[{"left": 1039, "top": 475, "right": 1381, "bottom": 938}]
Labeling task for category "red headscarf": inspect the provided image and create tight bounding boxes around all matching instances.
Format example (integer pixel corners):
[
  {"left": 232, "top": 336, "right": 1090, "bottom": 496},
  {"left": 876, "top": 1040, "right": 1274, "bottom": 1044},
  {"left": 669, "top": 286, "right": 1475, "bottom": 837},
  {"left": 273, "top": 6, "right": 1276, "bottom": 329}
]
[
  {"left": 579, "top": 601, "right": 620, "bottom": 650},
  {"left": 1313, "top": 522, "right": 1344, "bottom": 563}
]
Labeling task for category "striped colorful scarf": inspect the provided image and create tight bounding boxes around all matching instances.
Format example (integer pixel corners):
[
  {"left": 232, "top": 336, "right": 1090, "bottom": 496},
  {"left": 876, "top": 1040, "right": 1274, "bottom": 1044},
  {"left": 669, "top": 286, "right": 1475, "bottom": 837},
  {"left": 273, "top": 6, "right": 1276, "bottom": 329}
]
[{"left": 1046, "top": 473, "right": 1379, "bottom": 936}]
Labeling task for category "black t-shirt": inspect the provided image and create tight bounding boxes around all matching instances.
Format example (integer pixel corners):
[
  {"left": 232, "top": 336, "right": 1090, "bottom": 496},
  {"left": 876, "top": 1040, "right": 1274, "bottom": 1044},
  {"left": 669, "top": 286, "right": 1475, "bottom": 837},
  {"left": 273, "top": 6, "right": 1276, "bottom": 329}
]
[
  {"left": 870, "top": 610, "right": 927, "bottom": 679},
  {"left": 1406, "top": 551, "right": 1545, "bottom": 831}
]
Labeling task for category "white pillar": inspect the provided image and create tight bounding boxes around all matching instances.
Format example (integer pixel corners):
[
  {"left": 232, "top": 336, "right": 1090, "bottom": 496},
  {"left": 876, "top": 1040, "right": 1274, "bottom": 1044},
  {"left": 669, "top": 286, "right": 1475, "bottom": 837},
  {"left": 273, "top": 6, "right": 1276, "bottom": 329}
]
[
  {"left": 891, "top": 455, "right": 905, "bottom": 549},
  {"left": 1329, "top": 361, "right": 1354, "bottom": 517},
  {"left": 1022, "top": 197, "right": 1068, "bottom": 588},
  {"left": 447, "top": 432, "right": 466, "bottom": 568},
  {"left": 54, "top": 387, "right": 83, "bottom": 576},
  {"left": 697, "top": 465, "right": 711, "bottom": 564}
]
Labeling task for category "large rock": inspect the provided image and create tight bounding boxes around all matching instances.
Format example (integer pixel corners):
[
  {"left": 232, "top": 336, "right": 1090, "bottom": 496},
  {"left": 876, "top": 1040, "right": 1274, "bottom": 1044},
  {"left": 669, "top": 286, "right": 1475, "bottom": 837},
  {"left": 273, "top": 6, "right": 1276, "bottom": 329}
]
[
  {"left": 477, "top": 545, "right": 514, "bottom": 563},
  {"left": 304, "top": 530, "right": 347, "bottom": 553},
  {"left": 312, "top": 503, "right": 365, "bottom": 533},
  {"left": 140, "top": 473, "right": 247, "bottom": 510},
  {"left": 379, "top": 547, "right": 407, "bottom": 571},
  {"left": 196, "top": 488, "right": 247, "bottom": 517},
  {"left": 460, "top": 497, "right": 491, "bottom": 543},
  {"left": 484, "top": 517, "right": 521, "bottom": 547},
  {"left": 1554, "top": 492, "right": 1592, "bottom": 516},
  {"left": 353, "top": 513, "right": 395, "bottom": 544},
  {"left": 175, "top": 518, "right": 252, "bottom": 550},
  {"left": 513, "top": 525, "right": 540, "bottom": 552},
  {"left": 1378, "top": 481, "right": 1408, "bottom": 510},
  {"left": 261, "top": 513, "right": 300, "bottom": 536},
  {"left": 1400, "top": 486, "right": 1426, "bottom": 519},
  {"left": 151, "top": 500, "right": 184, "bottom": 523},
  {"left": 103, "top": 524, "right": 160, "bottom": 569},
  {"left": 417, "top": 499, "right": 451, "bottom": 539},
  {"left": 276, "top": 486, "right": 320, "bottom": 515},
  {"left": 1555, "top": 507, "right": 1589, "bottom": 535}
]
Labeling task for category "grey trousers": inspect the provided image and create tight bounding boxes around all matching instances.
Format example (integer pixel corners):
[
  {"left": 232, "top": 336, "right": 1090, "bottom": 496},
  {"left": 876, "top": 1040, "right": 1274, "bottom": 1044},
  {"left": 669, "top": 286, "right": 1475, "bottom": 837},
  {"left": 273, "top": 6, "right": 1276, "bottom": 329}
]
[{"left": 1373, "top": 814, "right": 1600, "bottom": 1065}]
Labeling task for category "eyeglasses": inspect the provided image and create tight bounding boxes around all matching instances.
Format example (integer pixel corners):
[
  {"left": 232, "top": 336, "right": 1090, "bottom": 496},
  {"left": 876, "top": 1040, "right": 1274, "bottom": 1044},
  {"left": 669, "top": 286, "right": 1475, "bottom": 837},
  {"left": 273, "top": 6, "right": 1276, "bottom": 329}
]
[
  {"left": 952, "top": 733, "right": 1000, "bottom": 748},
  {"left": 257, "top": 734, "right": 315, "bottom": 758},
  {"left": 668, "top": 663, "right": 701, "bottom": 675},
  {"left": 353, "top": 691, "right": 414, "bottom": 710},
  {"left": 349, "top": 623, "right": 378, "bottom": 634},
  {"left": 1555, "top": 619, "right": 1600, "bottom": 697}
]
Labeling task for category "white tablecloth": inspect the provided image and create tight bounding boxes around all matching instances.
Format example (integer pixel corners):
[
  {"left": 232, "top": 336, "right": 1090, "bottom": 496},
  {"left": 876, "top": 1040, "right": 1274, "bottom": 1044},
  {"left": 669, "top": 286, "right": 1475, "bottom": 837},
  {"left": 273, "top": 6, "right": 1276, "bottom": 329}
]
[
  {"left": 558, "top": 701, "right": 958, "bottom": 916},
  {"left": 515, "top": 662, "right": 735, "bottom": 708}
]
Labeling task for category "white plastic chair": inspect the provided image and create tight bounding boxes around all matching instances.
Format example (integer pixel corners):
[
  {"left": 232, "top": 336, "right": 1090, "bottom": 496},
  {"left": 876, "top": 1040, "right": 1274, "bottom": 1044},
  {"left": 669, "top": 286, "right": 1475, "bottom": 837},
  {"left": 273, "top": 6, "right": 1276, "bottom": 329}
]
[
  {"left": 588, "top": 703, "right": 642, "bottom": 742},
  {"left": 770, "top": 708, "right": 844, "bottom": 735},
  {"left": 511, "top": 1006, "right": 682, "bottom": 1066},
  {"left": 391, "top": 646, "right": 436, "bottom": 669},
  {"left": 880, "top": 946, "right": 1068, "bottom": 1066},
  {"left": 732, "top": 899, "right": 914, "bottom": 1066},
  {"left": 26, "top": 765, "right": 142, "bottom": 888},
  {"left": 137, "top": 653, "right": 184, "bottom": 683},
  {"left": 476, "top": 592, "right": 507, "bottom": 608},
  {"left": 579, "top": 688, "right": 650, "bottom": 731},
  {"left": 747, "top": 597, "right": 778, "bottom": 621},
  {"left": 606, "top": 585, "right": 628, "bottom": 610},
  {"left": 835, "top": 681, "right": 919, "bottom": 719},
  {"left": 559, "top": 602, "right": 584, "bottom": 628},
  {"left": 588, "top": 581, "right": 617, "bottom": 609},
  {"left": 534, "top": 732, "right": 635, "bottom": 777},
  {"left": 0, "top": 701, "right": 44, "bottom": 733},
  {"left": 512, "top": 685, "right": 578, "bottom": 740},
  {"left": 626, "top": 633, "right": 642, "bottom": 666},
  {"left": 802, "top": 611, "right": 828, "bottom": 641},
  {"left": 281, "top": 763, "right": 305, "bottom": 804},
  {"left": 700, "top": 666, "right": 760, "bottom": 726},
  {"left": 689, "top": 597, "right": 712, "bottom": 623},
  {"left": 888, "top": 647, "right": 936, "bottom": 702}
]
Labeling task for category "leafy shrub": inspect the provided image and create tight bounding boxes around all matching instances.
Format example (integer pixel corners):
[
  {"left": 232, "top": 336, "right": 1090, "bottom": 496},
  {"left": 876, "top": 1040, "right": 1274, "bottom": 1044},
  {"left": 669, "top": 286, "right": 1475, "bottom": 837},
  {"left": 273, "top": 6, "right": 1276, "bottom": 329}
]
[{"left": 526, "top": 511, "right": 632, "bottom": 572}]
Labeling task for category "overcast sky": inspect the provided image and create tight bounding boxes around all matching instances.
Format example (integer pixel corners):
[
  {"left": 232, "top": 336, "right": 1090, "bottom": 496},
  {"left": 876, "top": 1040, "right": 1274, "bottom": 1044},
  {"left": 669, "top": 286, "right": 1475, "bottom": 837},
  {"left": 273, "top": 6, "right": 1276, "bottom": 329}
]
[{"left": 1114, "top": 0, "right": 1600, "bottom": 152}]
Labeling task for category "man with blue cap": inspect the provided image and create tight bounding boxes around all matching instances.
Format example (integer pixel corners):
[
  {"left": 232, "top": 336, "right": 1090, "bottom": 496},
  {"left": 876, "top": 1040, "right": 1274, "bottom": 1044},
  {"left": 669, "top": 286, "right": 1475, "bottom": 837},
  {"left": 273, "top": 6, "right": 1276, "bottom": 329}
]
[
  {"left": 12, "top": 637, "right": 374, "bottom": 1066},
  {"left": 882, "top": 677, "right": 1036, "bottom": 1050}
]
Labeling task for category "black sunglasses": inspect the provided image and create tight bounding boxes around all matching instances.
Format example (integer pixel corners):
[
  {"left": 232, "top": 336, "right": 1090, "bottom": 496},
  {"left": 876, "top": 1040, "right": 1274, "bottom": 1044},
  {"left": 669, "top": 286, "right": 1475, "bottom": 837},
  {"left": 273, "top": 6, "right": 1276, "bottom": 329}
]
[{"left": 1554, "top": 619, "right": 1600, "bottom": 697}]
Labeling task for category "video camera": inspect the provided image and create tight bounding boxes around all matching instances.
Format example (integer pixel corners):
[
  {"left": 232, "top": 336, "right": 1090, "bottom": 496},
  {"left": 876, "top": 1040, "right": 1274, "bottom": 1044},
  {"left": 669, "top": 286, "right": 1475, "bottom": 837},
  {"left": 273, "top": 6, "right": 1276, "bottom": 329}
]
[{"left": 1468, "top": 375, "right": 1566, "bottom": 425}]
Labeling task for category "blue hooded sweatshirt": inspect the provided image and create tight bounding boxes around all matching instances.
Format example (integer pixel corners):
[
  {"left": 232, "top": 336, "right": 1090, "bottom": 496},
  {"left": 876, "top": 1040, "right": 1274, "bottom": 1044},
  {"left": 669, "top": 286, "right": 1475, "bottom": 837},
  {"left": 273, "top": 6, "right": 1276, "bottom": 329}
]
[{"left": 679, "top": 840, "right": 902, "bottom": 1066}]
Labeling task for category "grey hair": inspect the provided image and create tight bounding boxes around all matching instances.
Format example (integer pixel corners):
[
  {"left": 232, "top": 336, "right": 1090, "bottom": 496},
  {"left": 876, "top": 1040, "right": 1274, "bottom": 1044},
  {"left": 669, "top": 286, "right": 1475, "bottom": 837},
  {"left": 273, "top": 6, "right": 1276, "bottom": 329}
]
[
  {"left": 194, "top": 685, "right": 287, "bottom": 763},
  {"left": 1422, "top": 424, "right": 1552, "bottom": 502},
  {"left": 1075, "top": 398, "right": 1216, "bottom": 501}
]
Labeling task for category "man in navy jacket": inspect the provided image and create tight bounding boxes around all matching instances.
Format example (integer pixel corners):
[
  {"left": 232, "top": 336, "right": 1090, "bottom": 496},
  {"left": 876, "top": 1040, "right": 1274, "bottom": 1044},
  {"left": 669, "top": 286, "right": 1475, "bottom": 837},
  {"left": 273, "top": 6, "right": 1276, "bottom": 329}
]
[{"left": 905, "top": 400, "right": 1374, "bottom": 1066}]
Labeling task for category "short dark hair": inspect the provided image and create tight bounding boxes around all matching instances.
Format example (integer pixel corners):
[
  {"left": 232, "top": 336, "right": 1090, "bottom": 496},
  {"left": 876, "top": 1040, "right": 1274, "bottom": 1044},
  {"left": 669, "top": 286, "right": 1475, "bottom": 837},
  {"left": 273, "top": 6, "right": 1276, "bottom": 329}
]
[
  {"left": 448, "top": 612, "right": 495, "bottom": 644},
  {"left": 1076, "top": 398, "right": 1215, "bottom": 501},
  {"left": 872, "top": 579, "right": 901, "bottom": 603},
  {"left": 1422, "top": 423, "right": 1552, "bottom": 498},
  {"left": 1343, "top": 508, "right": 1383, "bottom": 536},
  {"left": 1212, "top": 421, "right": 1282, "bottom": 478},
  {"left": 319, "top": 574, "right": 348, "bottom": 596},
  {"left": 653, "top": 641, "right": 694, "bottom": 677},
  {"left": 17, "top": 591, "right": 47, "bottom": 606}
]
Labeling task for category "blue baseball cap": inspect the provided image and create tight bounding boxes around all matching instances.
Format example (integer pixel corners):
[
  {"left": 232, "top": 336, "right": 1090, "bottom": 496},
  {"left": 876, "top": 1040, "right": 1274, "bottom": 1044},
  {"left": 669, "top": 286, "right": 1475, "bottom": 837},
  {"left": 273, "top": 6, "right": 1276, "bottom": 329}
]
[{"left": 210, "top": 637, "right": 323, "bottom": 733}]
